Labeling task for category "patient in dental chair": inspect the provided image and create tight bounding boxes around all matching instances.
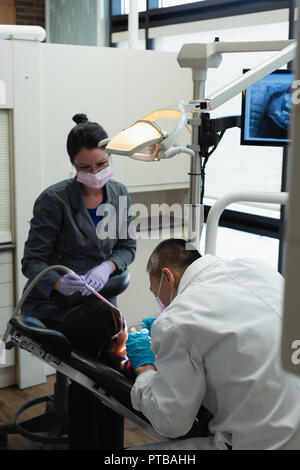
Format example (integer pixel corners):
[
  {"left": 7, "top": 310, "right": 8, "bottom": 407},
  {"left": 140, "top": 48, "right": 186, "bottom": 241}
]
[{"left": 60, "top": 296, "right": 134, "bottom": 378}]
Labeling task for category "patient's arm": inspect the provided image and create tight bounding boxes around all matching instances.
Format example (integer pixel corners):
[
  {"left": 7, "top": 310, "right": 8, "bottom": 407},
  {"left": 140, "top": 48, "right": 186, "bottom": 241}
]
[{"left": 135, "top": 364, "right": 156, "bottom": 376}]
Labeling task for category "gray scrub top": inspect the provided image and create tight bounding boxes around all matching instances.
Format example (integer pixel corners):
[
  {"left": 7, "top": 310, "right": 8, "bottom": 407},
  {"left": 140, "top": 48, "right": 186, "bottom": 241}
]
[{"left": 21, "top": 177, "right": 136, "bottom": 320}]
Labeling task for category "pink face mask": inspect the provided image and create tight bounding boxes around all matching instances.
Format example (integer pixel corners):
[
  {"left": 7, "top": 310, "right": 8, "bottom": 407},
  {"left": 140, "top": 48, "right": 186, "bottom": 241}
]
[{"left": 77, "top": 166, "right": 113, "bottom": 189}]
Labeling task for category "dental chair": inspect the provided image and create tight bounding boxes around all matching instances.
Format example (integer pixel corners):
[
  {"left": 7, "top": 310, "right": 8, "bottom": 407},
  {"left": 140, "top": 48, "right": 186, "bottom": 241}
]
[
  {"left": 0, "top": 269, "right": 212, "bottom": 449},
  {"left": 0, "top": 269, "right": 132, "bottom": 449},
  {"left": 1, "top": 317, "right": 212, "bottom": 450}
]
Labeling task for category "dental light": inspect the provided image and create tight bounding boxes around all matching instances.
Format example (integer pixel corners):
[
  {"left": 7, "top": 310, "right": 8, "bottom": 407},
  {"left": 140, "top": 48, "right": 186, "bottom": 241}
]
[
  {"left": 105, "top": 103, "right": 195, "bottom": 161},
  {"left": 106, "top": 119, "right": 165, "bottom": 161}
]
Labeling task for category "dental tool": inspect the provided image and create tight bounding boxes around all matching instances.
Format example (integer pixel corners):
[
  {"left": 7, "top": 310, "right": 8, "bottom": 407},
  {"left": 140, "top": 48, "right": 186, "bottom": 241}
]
[{"left": 83, "top": 283, "right": 121, "bottom": 314}]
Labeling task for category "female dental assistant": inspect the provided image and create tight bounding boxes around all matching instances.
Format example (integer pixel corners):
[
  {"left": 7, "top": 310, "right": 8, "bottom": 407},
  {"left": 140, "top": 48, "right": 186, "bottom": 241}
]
[{"left": 21, "top": 113, "right": 136, "bottom": 328}]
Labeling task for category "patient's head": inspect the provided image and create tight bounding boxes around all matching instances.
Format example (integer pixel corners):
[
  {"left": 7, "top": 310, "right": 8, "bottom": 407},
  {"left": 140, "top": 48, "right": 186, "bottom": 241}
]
[{"left": 61, "top": 296, "right": 127, "bottom": 365}]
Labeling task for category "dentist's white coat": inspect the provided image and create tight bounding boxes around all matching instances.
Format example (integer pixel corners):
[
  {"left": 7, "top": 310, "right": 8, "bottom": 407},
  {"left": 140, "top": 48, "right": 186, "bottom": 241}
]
[{"left": 131, "top": 255, "right": 300, "bottom": 450}]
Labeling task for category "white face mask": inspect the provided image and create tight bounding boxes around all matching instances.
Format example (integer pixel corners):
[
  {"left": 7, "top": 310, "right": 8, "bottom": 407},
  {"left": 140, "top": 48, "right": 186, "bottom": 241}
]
[
  {"left": 155, "top": 272, "right": 174, "bottom": 313},
  {"left": 156, "top": 296, "right": 166, "bottom": 313},
  {"left": 77, "top": 165, "right": 113, "bottom": 189}
]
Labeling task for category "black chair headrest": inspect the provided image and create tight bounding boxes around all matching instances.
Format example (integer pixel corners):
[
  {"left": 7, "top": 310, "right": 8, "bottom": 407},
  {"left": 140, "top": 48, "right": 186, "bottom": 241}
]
[{"left": 10, "top": 315, "right": 73, "bottom": 359}]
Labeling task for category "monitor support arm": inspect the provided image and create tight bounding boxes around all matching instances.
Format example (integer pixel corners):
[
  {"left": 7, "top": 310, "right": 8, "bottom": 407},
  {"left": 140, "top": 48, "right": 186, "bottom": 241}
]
[{"left": 188, "top": 114, "right": 241, "bottom": 154}]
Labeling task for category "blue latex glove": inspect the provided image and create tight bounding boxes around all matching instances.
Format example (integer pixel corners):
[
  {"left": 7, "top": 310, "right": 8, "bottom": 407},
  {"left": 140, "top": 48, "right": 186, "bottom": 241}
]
[
  {"left": 81, "top": 261, "right": 115, "bottom": 296},
  {"left": 59, "top": 272, "right": 86, "bottom": 296},
  {"left": 142, "top": 317, "right": 157, "bottom": 335},
  {"left": 126, "top": 328, "right": 155, "bottom": 371}
]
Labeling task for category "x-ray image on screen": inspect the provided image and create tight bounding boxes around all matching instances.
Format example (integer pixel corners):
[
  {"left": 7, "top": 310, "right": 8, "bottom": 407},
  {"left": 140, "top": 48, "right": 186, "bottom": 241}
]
[{"left": 241, "top": 69, "right": 294, "bottom": 147}]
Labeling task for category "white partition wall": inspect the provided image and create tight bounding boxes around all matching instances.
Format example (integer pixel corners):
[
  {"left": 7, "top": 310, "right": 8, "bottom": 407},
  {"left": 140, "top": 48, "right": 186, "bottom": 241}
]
[{"left": 40, "top": 43, "right": 191, "bottom": 190}]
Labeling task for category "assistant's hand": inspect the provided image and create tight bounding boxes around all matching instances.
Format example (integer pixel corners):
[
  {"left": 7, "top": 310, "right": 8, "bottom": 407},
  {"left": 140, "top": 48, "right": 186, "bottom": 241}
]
[
  {"left": 126, "top": 328, "right": 155, "bottom": 371},
  {"left": 142, "top": 317, "right": 157, "bottom": 335},
  {"left": 58, "top": 272, "right": 86, "bottom": 296},
  {"left": 81, "top": 261, "right": 115, "bottom": 296}
]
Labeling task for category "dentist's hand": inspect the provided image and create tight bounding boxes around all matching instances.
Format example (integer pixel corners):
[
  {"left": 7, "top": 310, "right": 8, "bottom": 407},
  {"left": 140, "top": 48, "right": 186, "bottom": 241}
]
[
  {"left": 142, "top": 317, "right": 157, "bottom": 335},
  {"left": 81, "top": 261, "right": 115, "bottom": 296},
  {"left": 58, "top": 272, "right": 86, "bottom": 296},
  {"left": 126, "top": 328, "right": 155, "bottom": 371}
]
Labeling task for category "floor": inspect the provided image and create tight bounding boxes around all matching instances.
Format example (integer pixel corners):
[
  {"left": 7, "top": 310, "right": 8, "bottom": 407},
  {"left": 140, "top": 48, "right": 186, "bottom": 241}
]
[{"left": 0, "top": 375, "right": 160, "bottom": 450}]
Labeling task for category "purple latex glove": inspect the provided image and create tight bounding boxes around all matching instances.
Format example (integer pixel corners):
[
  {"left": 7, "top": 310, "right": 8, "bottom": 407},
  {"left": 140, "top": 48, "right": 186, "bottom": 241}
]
[
  {"left": 59, "top": 272, "right": 86, "bottom": 296},
  {"left": 81, "top": 261, "right": 115, "bottom": 296}
]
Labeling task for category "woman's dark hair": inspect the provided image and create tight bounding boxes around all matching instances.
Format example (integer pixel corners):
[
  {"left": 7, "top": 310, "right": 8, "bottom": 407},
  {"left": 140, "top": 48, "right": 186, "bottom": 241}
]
[
  {"left": 60, "top": 296, "right": 120, "bottom": 364},
  {"left": 67, "top": 113, "right": 108, "bottom": 163}
]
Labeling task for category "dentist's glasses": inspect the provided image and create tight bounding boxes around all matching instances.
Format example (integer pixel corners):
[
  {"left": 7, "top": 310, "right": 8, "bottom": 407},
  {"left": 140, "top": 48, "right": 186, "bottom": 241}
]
[{"left": 75, "top": 161, "right": 109, "bottom": 173}]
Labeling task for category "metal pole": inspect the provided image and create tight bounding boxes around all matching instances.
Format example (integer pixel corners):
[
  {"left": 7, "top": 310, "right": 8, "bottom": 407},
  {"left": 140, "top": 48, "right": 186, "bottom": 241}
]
[
  {"left": 128, "top": 0, "right": 139, "bottom": 49},
  {"left": 188, "top": 80, "right": 205, "bottom": 250},
  {"left": 278, "top": 0, "right": 295, "bottom": 274}
]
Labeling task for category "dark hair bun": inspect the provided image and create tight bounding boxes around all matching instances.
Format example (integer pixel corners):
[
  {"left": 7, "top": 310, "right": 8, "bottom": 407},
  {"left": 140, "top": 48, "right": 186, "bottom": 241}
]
[{"left": 72, "top": 113, "right": 88, "bottom": 125}]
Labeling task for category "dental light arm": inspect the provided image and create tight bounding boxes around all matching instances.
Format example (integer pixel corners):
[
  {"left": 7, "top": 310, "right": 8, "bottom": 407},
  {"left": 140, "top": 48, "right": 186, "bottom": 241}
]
[
  {"left": 195, "top": 42, "right": 296, "bottom": 111},
  {"left": 157, "top": 102, "right": 193, "bottom": 156},
  {"left": 163, "top": 145, "right": 195, "bottom": 159}
]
